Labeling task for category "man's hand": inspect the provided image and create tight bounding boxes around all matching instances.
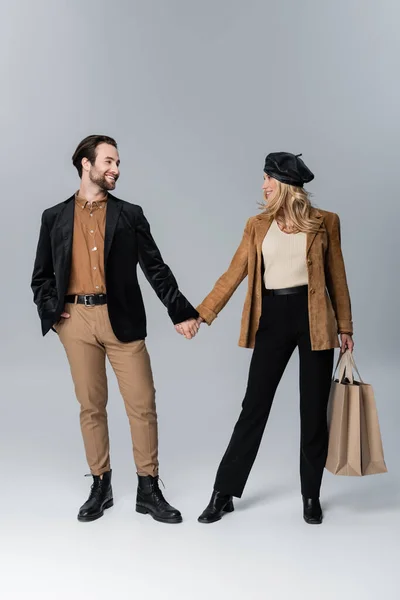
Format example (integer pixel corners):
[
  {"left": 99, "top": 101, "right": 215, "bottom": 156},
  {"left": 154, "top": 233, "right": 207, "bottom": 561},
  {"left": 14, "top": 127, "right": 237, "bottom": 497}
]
[
  {"left": 54, "top": 311, "right": 70, "bottom": 327},
  {"left": 175, "top": 318, "right": 200, "bottom": 339},
  {"left": 340, "top": 333, "right": 354, "bottom": 353}
]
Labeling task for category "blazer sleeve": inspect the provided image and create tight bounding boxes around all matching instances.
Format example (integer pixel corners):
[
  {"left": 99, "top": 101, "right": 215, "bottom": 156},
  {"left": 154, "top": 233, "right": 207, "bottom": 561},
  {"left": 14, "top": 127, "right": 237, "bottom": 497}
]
[
  {"left": 196, "top": 218, "right": 251, "bottom": 325},
  {"left": 325, "top": 213, "right": 353, "bottom": 335},
  {"left": 31, "top": 211, "right": 58, "bottom": 319},
  {"left": 135, "top": 207, "right": 199, "bottom": 324}
]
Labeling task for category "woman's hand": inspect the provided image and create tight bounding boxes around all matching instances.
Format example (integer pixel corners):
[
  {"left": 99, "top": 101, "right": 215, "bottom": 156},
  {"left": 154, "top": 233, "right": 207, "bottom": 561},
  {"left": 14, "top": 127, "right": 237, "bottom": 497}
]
[
  {"left": 340, "top": 333, "right": 354, "bottom": 353},
  {"left": 175, "top": 316, "right": 205, "bottom": 339},
  {"left": 174, "top": 318, "right": 200, "bottom": 339}
]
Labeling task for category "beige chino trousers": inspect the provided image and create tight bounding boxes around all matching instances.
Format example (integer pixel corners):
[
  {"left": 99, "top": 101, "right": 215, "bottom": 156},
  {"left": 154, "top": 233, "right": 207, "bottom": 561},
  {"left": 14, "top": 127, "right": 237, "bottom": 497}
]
[{"left": 55, "top": 303, "right": 158, "bottom": 477}]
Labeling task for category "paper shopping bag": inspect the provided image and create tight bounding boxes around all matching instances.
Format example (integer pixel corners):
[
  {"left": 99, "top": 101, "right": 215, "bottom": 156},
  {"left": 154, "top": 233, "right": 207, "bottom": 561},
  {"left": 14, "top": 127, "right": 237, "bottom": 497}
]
[{"left": 325, "top": 351, "right": 387, "bottom": 476}]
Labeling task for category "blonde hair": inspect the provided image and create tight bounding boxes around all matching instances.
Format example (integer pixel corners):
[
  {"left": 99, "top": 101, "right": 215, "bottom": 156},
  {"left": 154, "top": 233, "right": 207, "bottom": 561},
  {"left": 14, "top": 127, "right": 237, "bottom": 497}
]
[{"left": 260, "top": 180, "right": 321, "bottom": 233}]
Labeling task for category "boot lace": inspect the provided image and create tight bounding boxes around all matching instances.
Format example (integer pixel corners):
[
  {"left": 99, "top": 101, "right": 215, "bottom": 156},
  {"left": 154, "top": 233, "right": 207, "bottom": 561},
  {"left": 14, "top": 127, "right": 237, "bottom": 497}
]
[
  {"left": 85, "top": 474, "right": 104, "bottom": 501},
  {"left": 152, "top": 478, "right": 169, "bottom": 507}
]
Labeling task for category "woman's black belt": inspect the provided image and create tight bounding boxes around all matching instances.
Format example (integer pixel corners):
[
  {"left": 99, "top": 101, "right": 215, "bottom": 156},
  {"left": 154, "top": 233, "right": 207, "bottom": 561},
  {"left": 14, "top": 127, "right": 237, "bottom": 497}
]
[{"left": 262, "top": 285, "right": 308, "bottom": 297}]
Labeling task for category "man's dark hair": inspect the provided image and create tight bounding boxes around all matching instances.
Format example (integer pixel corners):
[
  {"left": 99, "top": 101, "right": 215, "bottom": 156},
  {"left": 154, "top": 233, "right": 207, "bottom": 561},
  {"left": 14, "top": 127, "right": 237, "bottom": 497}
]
[{"left": 72, "top": 135, "right": 118, "bottom": 178}]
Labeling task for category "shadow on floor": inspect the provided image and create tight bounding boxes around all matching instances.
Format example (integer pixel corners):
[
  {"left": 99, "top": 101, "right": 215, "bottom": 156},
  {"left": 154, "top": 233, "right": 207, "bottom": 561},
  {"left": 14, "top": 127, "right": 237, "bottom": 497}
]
[{"left": 235, "top": 483, "right": 295, "bottom": 511}]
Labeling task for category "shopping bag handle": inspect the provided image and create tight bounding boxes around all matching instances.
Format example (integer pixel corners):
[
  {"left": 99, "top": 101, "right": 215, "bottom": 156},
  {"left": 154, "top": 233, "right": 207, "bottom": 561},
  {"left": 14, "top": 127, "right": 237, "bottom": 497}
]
[
  {"left": 338, "top": 352, "right": 353, "bottom": 384},
  {"left": 333, "top": 350, "right": 364, "bottom": 384}
]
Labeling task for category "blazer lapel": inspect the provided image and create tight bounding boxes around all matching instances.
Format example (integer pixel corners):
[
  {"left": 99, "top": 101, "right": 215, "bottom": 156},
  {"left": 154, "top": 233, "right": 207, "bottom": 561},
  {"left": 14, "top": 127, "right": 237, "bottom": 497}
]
[
  {"left": 104, "top": 195, "right": 122, "bottom": 265},
  {"left": 306, "top": 209, "right": 324, "bottom": 255},
  {"left": 254, "top": 212, "right": 274, "bottom": 251},
  {"left": 59, "top": 196, "right": 75, "bottom": 259}
]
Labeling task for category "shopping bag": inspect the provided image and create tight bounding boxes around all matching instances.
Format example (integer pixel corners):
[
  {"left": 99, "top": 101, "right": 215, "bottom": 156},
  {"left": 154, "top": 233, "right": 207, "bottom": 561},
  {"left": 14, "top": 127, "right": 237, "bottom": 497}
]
[{"left": 325, "top": 350, "right": 387, "bottom": 476}]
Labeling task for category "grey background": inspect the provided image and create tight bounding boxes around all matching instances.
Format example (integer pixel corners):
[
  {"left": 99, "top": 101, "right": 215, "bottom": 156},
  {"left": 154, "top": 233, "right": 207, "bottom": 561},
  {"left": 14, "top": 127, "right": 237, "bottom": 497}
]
[{"left": 1, "top": 1, "right": 399, "bottom": 599}]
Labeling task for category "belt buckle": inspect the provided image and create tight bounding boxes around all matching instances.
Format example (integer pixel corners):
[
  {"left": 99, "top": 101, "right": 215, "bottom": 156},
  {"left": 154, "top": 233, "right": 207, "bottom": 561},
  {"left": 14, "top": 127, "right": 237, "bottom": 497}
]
[{"left": 84, "top": 294, "right": 95, "bottom": 308}]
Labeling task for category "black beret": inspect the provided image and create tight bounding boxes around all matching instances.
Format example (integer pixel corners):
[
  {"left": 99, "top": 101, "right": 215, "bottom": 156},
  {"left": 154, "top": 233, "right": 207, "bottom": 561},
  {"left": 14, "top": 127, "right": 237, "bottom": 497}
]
[{"left": 264, "top": 152, "right": 314, "bottom": 187}]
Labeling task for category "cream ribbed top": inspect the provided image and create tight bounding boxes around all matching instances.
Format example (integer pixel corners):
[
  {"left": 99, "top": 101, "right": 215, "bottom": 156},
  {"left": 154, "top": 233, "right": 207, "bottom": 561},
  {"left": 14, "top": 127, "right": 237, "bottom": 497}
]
[{"left": 262, "top": 219, "right": 308, "bottom": 289}]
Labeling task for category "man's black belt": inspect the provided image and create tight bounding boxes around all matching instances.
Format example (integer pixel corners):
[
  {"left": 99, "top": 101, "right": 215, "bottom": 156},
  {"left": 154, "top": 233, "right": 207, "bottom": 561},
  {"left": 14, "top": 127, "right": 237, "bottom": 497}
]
[
  {"left": 65, "top": 293, "right": 107, "bottom": 306},
  {"left": 263, "top": 285, "right": 308, "bottom": 297}
]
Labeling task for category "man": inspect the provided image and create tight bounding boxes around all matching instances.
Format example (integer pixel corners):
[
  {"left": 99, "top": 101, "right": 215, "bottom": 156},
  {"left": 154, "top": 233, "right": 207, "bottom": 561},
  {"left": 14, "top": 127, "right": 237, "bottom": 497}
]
[{"left": 31, "top": 135, "right": 199, "bottom": 524}]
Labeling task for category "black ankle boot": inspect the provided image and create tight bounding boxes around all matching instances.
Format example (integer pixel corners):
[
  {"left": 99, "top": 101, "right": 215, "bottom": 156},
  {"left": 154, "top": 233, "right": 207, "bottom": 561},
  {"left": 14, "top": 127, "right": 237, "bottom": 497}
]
[
  {"left": 77, "top": 470, "right": 113, "bottom": 522},
  {"left": 198, "top": 490, "right": 234, "bottom": 524},
  {"left": 302, "top": 496, "right": 323, "bottom": 525},
  {"left": 136, "top": 475, "right": 182, "bottom": 524}
]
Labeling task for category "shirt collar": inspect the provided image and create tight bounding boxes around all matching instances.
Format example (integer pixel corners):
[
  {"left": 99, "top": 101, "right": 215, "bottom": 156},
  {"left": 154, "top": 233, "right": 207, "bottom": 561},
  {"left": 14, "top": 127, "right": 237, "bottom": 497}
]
[{"left": 75, "top": 192, "right": 108, "bottom": 210}]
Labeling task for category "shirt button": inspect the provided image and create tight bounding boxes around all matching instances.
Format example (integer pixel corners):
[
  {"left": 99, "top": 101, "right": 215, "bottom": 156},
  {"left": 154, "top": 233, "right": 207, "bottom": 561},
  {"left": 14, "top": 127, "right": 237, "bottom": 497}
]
[
  {"left": 308, "top": 259, "right": 312, "bottom": 265},
  {"left": 96, "top": 286, "right": 99, "bottom": 289},
  {"left": 93, "top": 267, "right": 97, "bottom": 270},
  {"left": 310, "top": 288, "right": 315, "bottom": 294},
  {"left": 90, "top": 230, "right": 94, "bottom": 234}
]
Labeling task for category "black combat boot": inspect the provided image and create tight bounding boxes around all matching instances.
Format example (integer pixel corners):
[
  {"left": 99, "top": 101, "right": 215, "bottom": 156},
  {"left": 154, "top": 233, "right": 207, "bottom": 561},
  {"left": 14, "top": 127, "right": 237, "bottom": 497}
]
[
  {"left": 77, "top": 470, "right": 113, "bottom": 522},
  {"left": 136, "top": 475, "right": 182, "bottom": 524}
]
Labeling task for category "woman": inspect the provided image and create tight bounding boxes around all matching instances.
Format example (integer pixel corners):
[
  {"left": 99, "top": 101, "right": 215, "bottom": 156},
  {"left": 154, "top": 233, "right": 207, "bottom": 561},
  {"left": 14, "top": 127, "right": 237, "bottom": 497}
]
[{"left": 195, "top": 152, "right": 354, "bottom": 525}]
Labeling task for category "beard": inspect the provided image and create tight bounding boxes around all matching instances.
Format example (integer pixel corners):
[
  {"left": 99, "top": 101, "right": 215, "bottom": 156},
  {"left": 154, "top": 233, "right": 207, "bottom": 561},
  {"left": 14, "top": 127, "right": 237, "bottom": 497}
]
[{"left": 89, "top": 168, "right": 118, "bottom": 191}]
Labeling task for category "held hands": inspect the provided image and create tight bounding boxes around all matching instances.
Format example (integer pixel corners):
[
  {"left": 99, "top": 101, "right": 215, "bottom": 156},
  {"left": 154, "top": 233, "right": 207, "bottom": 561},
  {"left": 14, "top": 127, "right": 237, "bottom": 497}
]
[
  {"left": 340, "top": 334, "right": 354, "bottom": 353},
  {"left": 175, "top": 316, "right": 204, "bottom": 340}
]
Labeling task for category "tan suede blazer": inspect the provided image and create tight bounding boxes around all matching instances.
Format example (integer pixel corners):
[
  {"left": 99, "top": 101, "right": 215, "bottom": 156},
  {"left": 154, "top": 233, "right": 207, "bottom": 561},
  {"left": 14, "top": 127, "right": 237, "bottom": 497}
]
[{"left": 197, "top": 208, "right": 353, "bottom": 351}]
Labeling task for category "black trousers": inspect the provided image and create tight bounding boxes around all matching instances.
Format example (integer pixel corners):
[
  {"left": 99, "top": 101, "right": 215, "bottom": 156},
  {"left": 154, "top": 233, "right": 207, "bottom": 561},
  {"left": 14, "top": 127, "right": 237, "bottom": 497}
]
[{"left": 214, "top": 290, "right": 334, "bottom": 499}]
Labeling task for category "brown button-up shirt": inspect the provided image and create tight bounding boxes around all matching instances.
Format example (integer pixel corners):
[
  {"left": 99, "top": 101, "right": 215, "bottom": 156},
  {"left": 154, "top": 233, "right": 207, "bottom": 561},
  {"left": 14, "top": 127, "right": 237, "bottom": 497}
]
[{"left": 67, "top": 193, "right": 108, "bottom": 295}]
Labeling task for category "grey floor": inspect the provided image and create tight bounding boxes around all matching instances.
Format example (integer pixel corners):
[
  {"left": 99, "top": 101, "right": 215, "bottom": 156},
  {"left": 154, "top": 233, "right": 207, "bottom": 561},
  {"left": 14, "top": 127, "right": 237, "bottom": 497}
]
[{"left": 1, "top": 357, "right": 399, "bottom": 600}]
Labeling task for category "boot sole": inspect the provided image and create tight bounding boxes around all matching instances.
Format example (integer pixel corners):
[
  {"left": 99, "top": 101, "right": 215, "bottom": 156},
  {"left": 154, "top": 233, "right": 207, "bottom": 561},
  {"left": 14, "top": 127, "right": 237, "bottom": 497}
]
[
  {"left": 77, "top": 498, "right": 114, "bottom": 522},
  {"left": 198, "top": 502, "right": 234, "bottom": 524},
  {"left": 303, "top": 515, "right": 323, "bottom": 525},
  {"left": 136, "top": 504, "right": 183, "bottom": 524}
]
